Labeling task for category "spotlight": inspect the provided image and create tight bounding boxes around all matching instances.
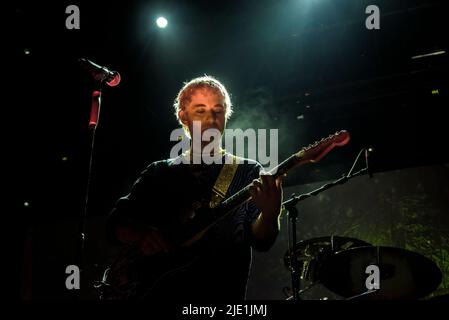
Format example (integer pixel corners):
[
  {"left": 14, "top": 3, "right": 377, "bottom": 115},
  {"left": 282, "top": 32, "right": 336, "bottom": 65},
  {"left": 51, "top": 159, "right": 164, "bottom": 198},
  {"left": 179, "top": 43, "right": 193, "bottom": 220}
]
[{"left": 156, "top": 17, "right": 168, "bottom": 28}]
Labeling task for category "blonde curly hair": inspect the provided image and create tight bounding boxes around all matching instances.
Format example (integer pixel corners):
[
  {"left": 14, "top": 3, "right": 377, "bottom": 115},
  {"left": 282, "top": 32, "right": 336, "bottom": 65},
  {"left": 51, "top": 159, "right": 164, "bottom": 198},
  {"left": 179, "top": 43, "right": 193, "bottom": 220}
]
[{"left": 173, "top": 75, "right": 233, "bottom": 133}]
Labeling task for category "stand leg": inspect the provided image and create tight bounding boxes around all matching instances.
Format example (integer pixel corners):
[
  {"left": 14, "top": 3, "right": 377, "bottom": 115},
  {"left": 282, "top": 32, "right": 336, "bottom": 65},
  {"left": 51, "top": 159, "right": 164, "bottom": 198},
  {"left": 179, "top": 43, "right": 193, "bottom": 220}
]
[{"left": 286, "top": 204, "right": 301, "bottom": 301}]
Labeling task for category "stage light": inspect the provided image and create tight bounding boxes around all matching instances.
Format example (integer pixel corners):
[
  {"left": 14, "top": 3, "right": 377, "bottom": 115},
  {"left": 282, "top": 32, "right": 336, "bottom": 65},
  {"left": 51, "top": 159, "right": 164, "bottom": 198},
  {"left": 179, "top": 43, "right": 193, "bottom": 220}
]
[
  {"left": 24, "top": 48, "right": 30, "bottom": 55},
  {"left": 156, "top": 17, "right": 168, "bottom": 28},
  {"left": 24, "top": 202, "right": 30, "bottom": 207}
]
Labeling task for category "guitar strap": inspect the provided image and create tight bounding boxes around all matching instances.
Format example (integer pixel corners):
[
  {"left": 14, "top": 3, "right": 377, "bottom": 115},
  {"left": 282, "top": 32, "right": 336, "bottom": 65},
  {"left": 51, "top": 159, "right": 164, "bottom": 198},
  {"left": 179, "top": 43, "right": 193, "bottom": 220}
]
[{"left": 209, "top": 154, "right": 239, "bottom": 209}]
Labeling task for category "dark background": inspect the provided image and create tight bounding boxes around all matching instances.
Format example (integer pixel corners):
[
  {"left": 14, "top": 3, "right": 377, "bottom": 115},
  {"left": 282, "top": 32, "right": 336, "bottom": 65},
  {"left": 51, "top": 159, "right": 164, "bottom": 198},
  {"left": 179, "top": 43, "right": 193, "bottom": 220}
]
[{"left": 10, "top": 0, "right": 448, "bottom": 300}]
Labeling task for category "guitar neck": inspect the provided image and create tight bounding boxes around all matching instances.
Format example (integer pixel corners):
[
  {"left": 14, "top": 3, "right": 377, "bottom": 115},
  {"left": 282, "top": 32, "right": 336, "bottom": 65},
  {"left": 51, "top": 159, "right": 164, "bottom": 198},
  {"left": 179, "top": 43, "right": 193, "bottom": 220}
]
[{"left": 215, "top": 152, "right": 302, "bottom": 215}]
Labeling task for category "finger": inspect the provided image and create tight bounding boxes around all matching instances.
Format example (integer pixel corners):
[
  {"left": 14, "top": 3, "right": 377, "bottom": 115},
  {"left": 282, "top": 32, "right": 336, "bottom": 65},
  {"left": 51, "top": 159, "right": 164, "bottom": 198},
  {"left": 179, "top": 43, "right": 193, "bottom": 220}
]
[
  {"left": 142, "top": 232, "right": 162, "bottom": 254},
  {"left": 249, "top": 185, "right": 256, "bottom": 199},
  {"left": 275, "top": 176, "right": 283, "bottom": 188},
  {"left": 146, "top": 225, "right": 159, "bottom": 232},
  {"left": 252, "top": 179, "right": 262, "bottom": 189},
  {"left": 153, "top": 233, "right": 169, "bottom": 253},
  {"left": 249, "top": 185, "right": 261, "bottom": 198},
  {"left": 260, "top": 173, "right": 276, "bottom": 190},
  {"left": 142, "top": 238, "right": 157, "bottom": 255},
  {"left": 149, "top": 231, "right": 168, "bottom": 252}
]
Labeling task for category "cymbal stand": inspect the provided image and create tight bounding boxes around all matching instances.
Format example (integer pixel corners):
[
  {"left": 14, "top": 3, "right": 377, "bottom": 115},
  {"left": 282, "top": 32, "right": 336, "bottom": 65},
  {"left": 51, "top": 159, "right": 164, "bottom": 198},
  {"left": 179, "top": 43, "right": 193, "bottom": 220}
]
[{"left": 283, "top": 147, "right": 373, "bottom": 301}]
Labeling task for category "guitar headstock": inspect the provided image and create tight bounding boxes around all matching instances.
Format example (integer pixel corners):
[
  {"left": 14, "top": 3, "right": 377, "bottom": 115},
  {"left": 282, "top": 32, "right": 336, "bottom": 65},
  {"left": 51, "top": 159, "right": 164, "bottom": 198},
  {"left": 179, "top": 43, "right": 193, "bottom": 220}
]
[{"left": 296, "top": 130, "right": 350, "bottom": 164}]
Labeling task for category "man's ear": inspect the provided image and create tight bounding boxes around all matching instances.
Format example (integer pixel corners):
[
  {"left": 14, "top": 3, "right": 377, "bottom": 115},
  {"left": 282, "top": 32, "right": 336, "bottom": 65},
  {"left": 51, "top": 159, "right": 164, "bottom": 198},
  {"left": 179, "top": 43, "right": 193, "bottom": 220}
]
[{"left": 178, "top": 109, "right": 188, "bottom": 125}]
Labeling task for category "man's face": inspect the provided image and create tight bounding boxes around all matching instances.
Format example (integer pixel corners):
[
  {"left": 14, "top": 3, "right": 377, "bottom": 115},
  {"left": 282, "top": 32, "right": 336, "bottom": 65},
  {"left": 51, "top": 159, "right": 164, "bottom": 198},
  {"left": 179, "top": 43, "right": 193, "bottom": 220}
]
[{"left": 179, "top": 88, "right": 226, "bottom": 138}]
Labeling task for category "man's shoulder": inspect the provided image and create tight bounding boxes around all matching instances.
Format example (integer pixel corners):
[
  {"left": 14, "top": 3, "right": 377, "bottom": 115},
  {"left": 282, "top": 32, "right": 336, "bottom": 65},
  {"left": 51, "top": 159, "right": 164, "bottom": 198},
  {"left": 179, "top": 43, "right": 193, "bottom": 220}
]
[{"left": 139, "top": 159, "right": 171, "bottom": 176}]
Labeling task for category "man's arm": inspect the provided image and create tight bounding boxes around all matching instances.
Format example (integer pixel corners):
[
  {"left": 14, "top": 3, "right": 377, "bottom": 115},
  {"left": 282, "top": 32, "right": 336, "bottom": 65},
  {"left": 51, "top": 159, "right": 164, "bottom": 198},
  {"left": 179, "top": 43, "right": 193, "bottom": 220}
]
[
  {"left": 106, "top": 161, "right": 170, "bottom": 254},
  {"left": 108, "top": 200, "right": 171, "bottom": 254},
  {"left": 249, "top": 174, "right": 283, "bottom": 251}
]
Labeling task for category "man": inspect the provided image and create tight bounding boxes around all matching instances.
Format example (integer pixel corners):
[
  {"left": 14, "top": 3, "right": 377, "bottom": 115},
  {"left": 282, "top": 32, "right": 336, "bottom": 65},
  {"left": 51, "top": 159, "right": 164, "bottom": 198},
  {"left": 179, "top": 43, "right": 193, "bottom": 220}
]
[{"left": 105, "top": 75, "right": 283, "bottom": 301}]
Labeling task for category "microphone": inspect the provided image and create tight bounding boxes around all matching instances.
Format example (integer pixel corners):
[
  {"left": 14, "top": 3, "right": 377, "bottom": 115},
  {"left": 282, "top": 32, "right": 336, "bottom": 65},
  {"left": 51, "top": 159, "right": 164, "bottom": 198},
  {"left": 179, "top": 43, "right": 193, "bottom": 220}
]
[
  {"left": 79, "top": 58, "right": 121, "bottom": 87},
  {"left": 365, "top": 147, "right": 374, "bottom": 178}
]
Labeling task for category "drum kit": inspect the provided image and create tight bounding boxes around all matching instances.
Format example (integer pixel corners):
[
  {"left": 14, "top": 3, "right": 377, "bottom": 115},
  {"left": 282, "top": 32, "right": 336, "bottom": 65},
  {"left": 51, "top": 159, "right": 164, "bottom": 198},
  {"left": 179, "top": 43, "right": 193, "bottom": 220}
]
[
  {"left": 284, "top": 235, "right": 443, "bottom": 300},
  {"left": 280, "top": 146, "right": 444, "bottom": 300}
]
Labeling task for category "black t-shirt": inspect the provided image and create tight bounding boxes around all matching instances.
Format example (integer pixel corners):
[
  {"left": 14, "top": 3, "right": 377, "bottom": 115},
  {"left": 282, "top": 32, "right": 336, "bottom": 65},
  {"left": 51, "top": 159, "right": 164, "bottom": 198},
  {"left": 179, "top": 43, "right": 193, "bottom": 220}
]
[{"left": 107, "top": 153, "right": 262, "bottom": 301}]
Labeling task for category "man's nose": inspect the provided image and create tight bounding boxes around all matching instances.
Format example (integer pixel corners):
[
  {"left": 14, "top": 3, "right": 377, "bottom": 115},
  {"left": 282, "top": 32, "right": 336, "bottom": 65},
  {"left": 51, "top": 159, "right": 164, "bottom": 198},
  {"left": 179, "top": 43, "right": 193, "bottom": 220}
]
[{"left": 206, "top": 107, "right": 219, "bottom": 118}]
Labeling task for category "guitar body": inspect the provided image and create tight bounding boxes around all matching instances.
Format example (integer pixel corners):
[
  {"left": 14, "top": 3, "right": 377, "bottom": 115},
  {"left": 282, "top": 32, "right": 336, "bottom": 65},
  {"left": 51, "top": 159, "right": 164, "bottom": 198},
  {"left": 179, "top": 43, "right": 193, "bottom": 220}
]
[{"left": 98, "top": 245, "right": 201, "bottom": 300}]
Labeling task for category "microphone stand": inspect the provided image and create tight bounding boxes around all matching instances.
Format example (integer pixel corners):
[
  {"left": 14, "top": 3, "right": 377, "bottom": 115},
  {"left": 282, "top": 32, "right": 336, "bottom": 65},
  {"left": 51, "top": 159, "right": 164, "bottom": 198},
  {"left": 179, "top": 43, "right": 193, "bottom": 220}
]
[
  {"left": 78, "top": 82, "right": 104, "bottom": 296},
  {"left": 284, "top": 197, "right": 301, "bottom": 301},
  {"left": 284, "top": 148, "right": 372, "bottom": 301}
]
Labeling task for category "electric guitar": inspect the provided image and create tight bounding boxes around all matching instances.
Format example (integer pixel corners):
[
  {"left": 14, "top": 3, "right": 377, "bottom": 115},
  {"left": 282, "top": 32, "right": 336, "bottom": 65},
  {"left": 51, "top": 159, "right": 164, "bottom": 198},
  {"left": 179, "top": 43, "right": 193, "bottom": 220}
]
[{"left": 96, "top": 130, "right": 351, "bottom": 300}]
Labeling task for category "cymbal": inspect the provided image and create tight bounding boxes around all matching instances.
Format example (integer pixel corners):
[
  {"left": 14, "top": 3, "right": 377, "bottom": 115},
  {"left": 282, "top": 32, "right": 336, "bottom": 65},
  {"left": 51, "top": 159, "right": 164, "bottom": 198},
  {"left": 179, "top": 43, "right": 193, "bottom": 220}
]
[
  {"left": 319, "top": 246, "right": 442, "bottom": 300},
  {"left": 284, "top": 236, "right": 372, "bottom": 283}
]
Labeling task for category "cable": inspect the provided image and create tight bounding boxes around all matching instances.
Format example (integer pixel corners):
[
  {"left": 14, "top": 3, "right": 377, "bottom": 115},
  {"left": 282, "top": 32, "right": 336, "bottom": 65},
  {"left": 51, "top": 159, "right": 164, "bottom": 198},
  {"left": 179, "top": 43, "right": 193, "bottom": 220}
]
[{"left": 346, "top": 148, "right": 367, "bottom": 177}]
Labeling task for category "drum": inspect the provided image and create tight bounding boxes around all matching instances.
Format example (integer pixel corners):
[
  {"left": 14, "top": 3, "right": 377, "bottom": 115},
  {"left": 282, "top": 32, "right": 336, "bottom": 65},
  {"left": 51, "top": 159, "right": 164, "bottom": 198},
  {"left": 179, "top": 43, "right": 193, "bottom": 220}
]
[
  {"left": 284, "top": 236, "right": 372, "bottom": 284},
  {"left": 319, "top": 246, "right": 442, "bottom": 299}
]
